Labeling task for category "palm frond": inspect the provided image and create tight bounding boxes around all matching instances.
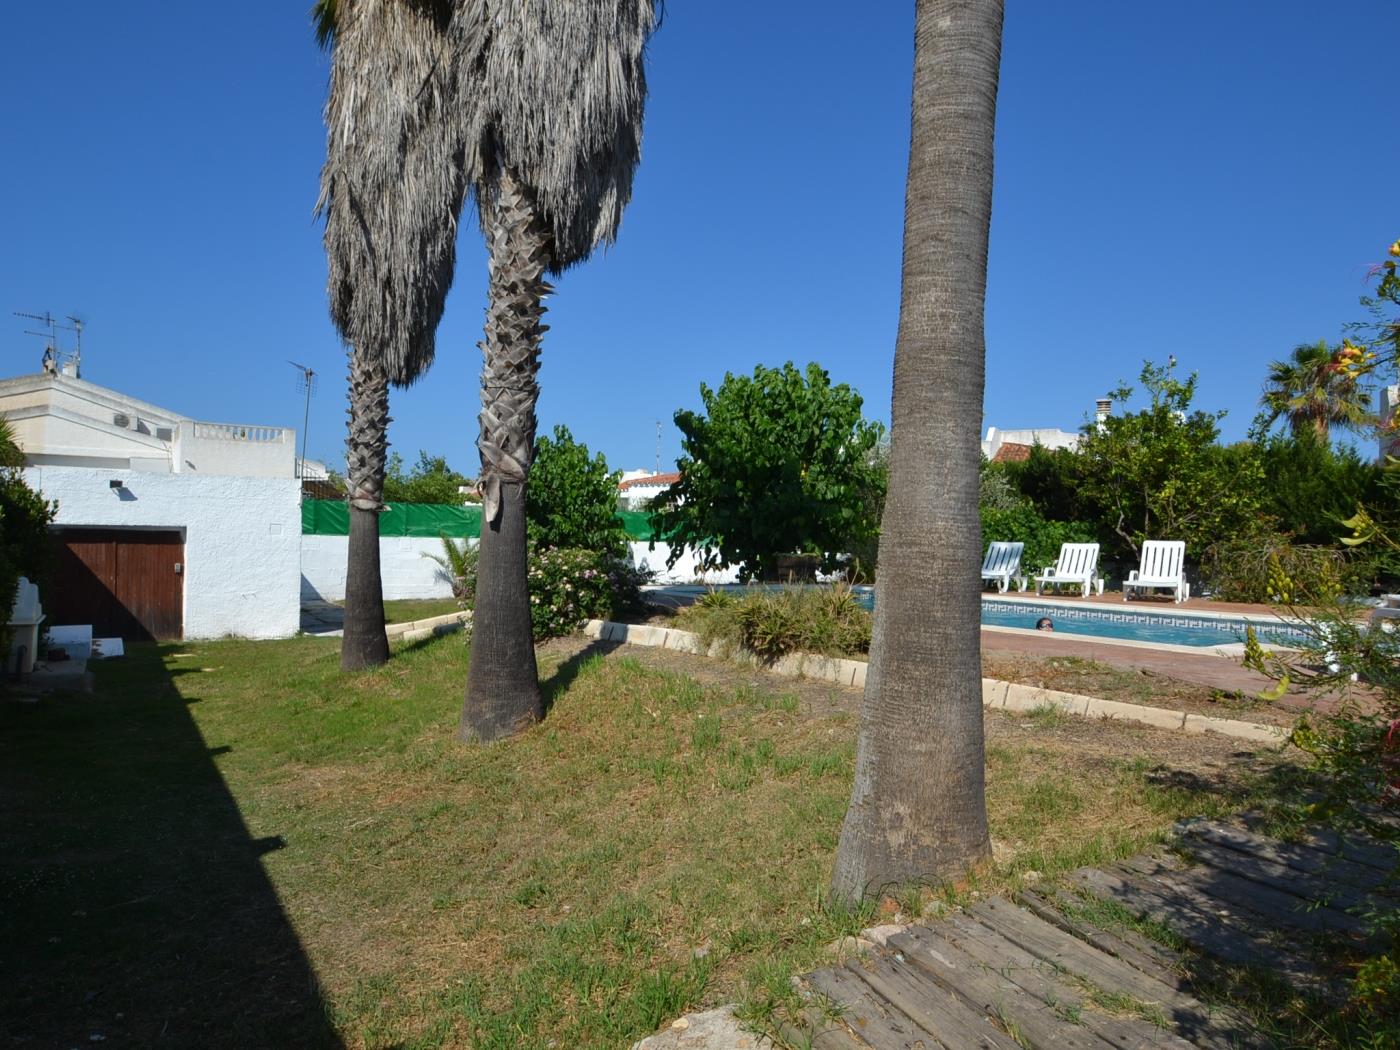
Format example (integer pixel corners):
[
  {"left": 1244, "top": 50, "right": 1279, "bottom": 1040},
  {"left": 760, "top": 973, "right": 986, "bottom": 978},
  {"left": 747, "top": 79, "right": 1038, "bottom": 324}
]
[
  {"left": 318, "top": 0, "right": 467, "bottom": 385},
  {"left": 453, "top": 0, "right": 662, "bottom": 271}
]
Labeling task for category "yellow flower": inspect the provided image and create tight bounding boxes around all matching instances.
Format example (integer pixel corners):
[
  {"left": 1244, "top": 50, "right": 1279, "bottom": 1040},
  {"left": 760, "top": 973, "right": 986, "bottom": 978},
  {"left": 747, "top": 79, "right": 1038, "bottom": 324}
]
[{"left": 1390, "top": 240, "right": 1400, "bottom": 258}]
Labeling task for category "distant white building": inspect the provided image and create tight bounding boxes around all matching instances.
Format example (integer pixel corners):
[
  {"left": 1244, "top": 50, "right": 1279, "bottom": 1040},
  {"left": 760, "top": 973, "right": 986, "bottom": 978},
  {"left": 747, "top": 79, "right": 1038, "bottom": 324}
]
[
  {"left": 0, "top": 371, "right": 301, "bottom": 641},
  {"left": 981, "top": 397, "right": 1110, "bottom": 462},
  {"left": 617, "top": 469, "right": 680, "bottom": 510}
]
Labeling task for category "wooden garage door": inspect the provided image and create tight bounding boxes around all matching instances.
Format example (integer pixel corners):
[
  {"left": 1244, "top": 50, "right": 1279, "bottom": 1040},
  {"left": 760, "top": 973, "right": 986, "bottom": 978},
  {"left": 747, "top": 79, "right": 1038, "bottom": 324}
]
[{"left": 50, "top": 529, "right": 185, "bottom": 641}]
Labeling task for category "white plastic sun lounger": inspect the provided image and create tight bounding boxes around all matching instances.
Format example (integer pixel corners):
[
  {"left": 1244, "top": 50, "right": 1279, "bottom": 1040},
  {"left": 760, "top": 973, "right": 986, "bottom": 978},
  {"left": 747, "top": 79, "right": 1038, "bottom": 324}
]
[
  {"left": 1034, "top": 542, "right": 1102, "bottom": 598},
  {"left": 980, "top": 541, "right": 1024, "bottom": 593},
  {"left": 1123, "top": 540, "right": 1188, "bottom": 603}
]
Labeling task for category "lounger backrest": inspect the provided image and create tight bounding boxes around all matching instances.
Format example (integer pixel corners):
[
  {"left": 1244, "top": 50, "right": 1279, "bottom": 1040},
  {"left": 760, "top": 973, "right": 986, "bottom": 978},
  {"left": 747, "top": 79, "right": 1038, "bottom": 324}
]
[
  {"left": 1055, "top": 542, "right": 1100, "bottom": 577},
  {"left": 982, "top": 541, "right": 1023, "bottom": 575},
  {"left": 1138, "top": 540, "right": 1185, "bottom": 580}
]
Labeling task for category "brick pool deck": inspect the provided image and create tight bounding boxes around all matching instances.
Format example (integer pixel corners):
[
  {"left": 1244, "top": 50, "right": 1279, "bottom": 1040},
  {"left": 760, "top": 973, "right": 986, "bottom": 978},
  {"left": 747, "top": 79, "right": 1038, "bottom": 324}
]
[{"left": 982, "top": 590, "right": 1328, "bottom": 712}]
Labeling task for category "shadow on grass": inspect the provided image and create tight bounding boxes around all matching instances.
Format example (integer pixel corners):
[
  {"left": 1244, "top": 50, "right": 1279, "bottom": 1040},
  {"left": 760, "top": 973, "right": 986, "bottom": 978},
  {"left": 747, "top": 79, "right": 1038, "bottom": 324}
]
[
  {"left": 0, "top": 644, "right": 343, "bottom": 1048},
  {"left": 541, "top": 637, "right": 624, "bottom": 713}
]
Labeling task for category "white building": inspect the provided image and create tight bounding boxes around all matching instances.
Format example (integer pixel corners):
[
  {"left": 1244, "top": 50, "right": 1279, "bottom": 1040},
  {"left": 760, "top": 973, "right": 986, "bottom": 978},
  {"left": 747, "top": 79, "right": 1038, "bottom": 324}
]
[
  {"left": 0, "top": 372, "right": 301, "bottom": 640},
  {"left": 617, "top": 469, "right": 679, "bottom": 510}
]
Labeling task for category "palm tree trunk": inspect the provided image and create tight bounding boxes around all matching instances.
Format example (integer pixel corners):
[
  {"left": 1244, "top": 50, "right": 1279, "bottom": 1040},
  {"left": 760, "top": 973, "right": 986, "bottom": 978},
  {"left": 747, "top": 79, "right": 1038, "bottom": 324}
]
[
  {"left": 460, "top": 170, "right": 547, "bottom": 741},
  {"left": 341, "top": 344, "right": 392, "bottom": 670},
  {"left": 830, "top": 0, "right": 1002, "bottom": 903}
]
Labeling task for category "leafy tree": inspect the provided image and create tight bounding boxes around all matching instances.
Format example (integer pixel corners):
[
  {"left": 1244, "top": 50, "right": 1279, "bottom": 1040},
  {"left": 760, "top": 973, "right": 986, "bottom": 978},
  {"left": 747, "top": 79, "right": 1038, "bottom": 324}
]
[
  {"left": 981, "top": 503, "right": 1094, "bottom": 576},
  {"left": 1075, "top": 360, "right": 1264, "bottom": 564},
  {"left": 830, "top": 0, "right": 1001, "bottom": 903},
  {"left": 0, "top": 420, "right": 56, "bottom": 656},
  {"left": 978, "top": 456, "right": 1023, "bottom": 512},
  {"left": 1256, "top": 429, "right": 1381, "bottom": 546},
  {"left": 1258, "top": 339, "right": 1374, "bottom": 440},
  {"left": 383, "top": 450, "right": 473, "bottom": 505},
  {"left": 651, "top": 362, "right": 886, "bottom": 581},
  {"left": 1000, "top": 443, "right": 1084, "bottom": 523},
  {"left": 525, "top": 425, "right": 627, "bottom": 558}
]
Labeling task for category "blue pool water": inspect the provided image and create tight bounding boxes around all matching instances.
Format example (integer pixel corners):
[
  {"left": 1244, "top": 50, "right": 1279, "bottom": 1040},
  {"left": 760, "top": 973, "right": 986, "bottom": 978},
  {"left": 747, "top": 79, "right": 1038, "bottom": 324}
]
[{"left": 977, "top": 599, "right": 1307, "bottom": 648}]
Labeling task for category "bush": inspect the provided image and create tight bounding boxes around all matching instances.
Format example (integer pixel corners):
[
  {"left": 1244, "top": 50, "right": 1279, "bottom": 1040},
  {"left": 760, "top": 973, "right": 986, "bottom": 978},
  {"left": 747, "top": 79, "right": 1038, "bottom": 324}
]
[
  {"left": 980, "top": 504, "right": 1095, "bottom": 579},
  {"left": 0, "top": 425, "right": 55, "bottom": 658},
  {"left": 1199, "top": 527, "right": 1377, "bottom": 602},
  {"left": 677, "top": 585, "right": 871, "bottom": 660},
  {"left": 527, "top": 547, "right": 650, "bottom": 641},
  {"left": 425, "top": 534, "right": 479, "bottom": 607},
  {"left": 527, "top": 425, "right": 628, "bottom": 558}
]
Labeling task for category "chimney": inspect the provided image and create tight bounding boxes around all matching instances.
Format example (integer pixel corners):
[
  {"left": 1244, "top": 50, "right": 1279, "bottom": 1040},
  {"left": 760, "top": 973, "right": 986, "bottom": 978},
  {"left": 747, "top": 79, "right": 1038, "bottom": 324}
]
[{"left": 1095, "top": 398, "right": 1112, "bottom": 426}]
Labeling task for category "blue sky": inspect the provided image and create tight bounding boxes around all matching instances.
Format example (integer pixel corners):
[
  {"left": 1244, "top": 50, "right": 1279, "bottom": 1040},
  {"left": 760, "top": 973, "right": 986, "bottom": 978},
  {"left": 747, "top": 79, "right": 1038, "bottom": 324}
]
[{"left": 2, "top": 2, "right": 1396, "bottom": 475}]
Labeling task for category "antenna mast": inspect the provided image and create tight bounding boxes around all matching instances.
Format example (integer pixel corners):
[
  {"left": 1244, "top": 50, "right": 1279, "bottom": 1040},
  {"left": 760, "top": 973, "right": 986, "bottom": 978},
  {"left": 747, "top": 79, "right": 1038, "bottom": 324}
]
[
  {"left": 289, "top": 361, "right": 318, "bottom": 479},
  {"left": 654, "top": 420, "right": 662, "bottom": 475},
  {"left": 15, "top": 310, "right": 83, "bottom": 377}
]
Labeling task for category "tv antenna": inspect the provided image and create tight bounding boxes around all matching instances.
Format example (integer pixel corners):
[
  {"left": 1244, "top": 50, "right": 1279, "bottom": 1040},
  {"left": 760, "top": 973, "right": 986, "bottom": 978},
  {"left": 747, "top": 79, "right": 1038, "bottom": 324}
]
[
  {"left": 289, "top": 361, "right": 317, "bottom": 479},
  {"left": 655, "top": 420, "right": 662, "bottom": 475},
  {"left": 16, "top": 310, "right": 83, "bottom": 377}
]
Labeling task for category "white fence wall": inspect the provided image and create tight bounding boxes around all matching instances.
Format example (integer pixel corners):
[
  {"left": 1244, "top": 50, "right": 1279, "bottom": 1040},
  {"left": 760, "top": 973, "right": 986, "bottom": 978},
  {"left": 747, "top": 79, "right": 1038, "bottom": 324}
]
[
  {"left": 25, "top": 466, "right": 301, "bottom": 639},
  {"left": 300, "top": 535, "right": 462, "bottom": 602},
  {"left": 300, "top": 535, "right": 739, "bottom": 600},
  {"left": 629, "top": 541, "right": 740, "bottom": 585}
]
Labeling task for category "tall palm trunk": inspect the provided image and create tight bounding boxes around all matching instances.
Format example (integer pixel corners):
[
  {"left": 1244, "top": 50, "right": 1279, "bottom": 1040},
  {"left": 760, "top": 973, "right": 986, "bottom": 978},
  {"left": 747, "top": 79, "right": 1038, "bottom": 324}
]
[
  {"left": 341, "top": 344, "right": 391, "bottom": 670},
  {"left": 460, "top": 170, "right": 548, "bottom": 741},
  {"left": 830, "top": 0, "right": 1002, "bottom": 903}
]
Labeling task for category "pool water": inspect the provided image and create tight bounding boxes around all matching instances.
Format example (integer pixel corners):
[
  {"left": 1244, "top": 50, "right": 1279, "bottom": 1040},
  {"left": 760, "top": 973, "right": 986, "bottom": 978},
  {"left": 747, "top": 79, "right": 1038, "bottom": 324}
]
[{"left": 978, "top": 599, "right": 1307, "bottom": 648}]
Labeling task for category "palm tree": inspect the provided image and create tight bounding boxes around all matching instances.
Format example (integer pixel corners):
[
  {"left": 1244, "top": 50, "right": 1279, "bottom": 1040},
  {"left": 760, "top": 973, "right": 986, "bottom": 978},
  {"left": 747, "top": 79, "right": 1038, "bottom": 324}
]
[
  {"left": 451, "top": 1, "right": 660, "bottom": 742},
  {"left": 315, "top": 0, "right": 466, "bottom": 670},
  {"left": 830, "top": 0, "right": 1001, "bottom": 903},
  {"left": 1259, "top": 339, "right": 1373, "bottom": 442}
]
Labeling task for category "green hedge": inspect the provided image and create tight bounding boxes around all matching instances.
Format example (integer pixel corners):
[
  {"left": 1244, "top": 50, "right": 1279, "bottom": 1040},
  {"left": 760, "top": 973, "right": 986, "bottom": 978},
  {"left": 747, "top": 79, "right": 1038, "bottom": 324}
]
[{"left": 301, "top": 500, "right": 661, "bottom": 540}]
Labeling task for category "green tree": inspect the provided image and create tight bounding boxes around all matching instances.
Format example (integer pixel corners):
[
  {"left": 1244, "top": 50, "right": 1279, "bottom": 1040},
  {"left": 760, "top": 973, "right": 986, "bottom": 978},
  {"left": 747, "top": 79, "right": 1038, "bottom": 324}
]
[
  {"left": 1257, "top": 429, "right": 1381, "bottom": 546},
  {"left": 1076, "top": 360, "right": 1264, "bottom": 563},
  {"left": 651, "top": 362, "right": 886, "bottom": 581},
  {"left": 384, "top": 450, "right": 473, "bottom": 505},
  {"left": 526, "top": 426, "right": 627, "bottom": 558},
  {"left": 0, "top": 420, "right": 56, "bottom": 656},
  {"left": 1258, "top": 339, "right": 1374, "bottom": 441},
  {"left": 830, "top": 0, "right": 1001, "bottom": 903}
]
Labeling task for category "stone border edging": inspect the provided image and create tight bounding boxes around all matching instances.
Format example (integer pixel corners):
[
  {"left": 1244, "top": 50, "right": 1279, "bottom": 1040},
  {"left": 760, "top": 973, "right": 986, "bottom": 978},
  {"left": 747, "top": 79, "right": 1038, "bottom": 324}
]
[
  {"left": 387, "top": 610, "right": 470, "bottom": 644},
  {"left": 582, "top": 619, "right": 1288, "bottom": 746}
]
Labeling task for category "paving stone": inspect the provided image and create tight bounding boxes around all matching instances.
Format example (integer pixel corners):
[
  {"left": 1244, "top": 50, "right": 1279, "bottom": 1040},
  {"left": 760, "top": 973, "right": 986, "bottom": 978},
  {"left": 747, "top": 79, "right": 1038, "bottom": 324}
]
[{"left": 629, "top": 1007, "right": 770, "bottom": 1050}]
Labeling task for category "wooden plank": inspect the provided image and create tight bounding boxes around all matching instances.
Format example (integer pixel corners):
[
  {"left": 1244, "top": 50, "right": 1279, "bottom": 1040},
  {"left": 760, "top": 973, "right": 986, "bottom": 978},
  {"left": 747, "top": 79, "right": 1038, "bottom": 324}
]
[
  {"left": 1178, "top": 836, "right": 1379, "bottom": 917},
  {"left": 1115, "top": 854, "right": 1367, "bottom": 938},
  {"left": 887, "top": 926, "right": 1113, "bottom": 1050},
  {"left": 937, "top": 913, "right": 1195, "bottom": 1050},
  {"left": 967, "top": 898, "right": 1193, "bottom": 1010},
  {"left": 1070, "top": 866, "right": 1332, "bottom": 994},
  {"left": 1015, "top": 889, "right": 1187, "bottom": 992},
  {"left": 806, "top": 965, "right": 944, "bottom": 1050},
  {"left": 967, "top": 900, "right": 1267, "bottom": 1050},
  {"left": 847, "top": 955, "right": 1023, "bottom": 1050},
  {"left": 1236, "top": 813, "right": 1396, "bottom": 872},
  {"left": 1008, "top": 896, "right": 1271, "bottom": 1050},
  {"left": 1179, "top": 820, "right": 1393, "bottom": 893}
]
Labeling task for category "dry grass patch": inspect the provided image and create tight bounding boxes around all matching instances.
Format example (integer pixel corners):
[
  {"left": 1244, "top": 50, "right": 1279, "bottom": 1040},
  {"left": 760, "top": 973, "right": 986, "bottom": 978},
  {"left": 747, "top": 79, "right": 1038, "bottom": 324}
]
[{"left": 2, "top": 633, "right": 1297, "bottom": 1049}]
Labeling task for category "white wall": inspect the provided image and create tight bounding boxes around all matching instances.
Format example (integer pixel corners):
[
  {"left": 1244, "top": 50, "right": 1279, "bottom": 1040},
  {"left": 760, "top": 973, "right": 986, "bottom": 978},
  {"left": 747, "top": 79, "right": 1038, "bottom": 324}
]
[
  {"left": 628, "top": 541, "right": 739, "bottom": 584},
  {"left": 24, "top": 466, "right": 301, "bottom": 640},
  {"left": 300, "top": 535, "right": 462, "bottom": 602}
]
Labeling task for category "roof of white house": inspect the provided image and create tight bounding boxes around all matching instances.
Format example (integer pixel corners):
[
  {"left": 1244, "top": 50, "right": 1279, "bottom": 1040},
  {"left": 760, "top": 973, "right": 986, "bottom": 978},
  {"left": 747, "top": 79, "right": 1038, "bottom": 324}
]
[
  {"left": 618, "top": 471, "right": 680, "bottom": 491},
  {"left": 0, "top": 371, "right": 297, "bottom": 478}
]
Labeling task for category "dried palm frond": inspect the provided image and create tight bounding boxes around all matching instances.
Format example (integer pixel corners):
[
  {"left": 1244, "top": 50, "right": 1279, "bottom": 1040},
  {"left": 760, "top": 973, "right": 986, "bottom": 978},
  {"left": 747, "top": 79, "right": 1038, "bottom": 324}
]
[
  {"left": 318, "top": 0, "right": 478, "bottom": 385},
  {"left": 453, "top": 0, "right": 662, "bottom": 271}
]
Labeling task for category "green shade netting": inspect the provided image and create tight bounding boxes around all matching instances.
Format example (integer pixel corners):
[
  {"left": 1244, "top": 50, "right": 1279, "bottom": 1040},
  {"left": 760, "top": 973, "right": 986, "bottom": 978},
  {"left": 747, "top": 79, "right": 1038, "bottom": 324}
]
[{"left": 302, "top": 500, "right": 662, "bottom": 540}]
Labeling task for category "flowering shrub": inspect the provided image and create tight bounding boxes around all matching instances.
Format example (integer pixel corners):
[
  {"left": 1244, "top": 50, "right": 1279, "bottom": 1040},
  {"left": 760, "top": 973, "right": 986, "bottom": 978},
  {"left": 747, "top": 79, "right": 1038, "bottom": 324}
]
[{"left": 527, "top": 547, "right": 650, "bottom": 641}]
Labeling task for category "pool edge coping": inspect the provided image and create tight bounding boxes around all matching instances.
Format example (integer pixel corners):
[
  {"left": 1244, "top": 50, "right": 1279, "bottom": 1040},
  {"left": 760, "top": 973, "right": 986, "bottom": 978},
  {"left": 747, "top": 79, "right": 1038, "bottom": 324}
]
[{"left": 583, "top": 619, "right": 1289, "bottom": 747}]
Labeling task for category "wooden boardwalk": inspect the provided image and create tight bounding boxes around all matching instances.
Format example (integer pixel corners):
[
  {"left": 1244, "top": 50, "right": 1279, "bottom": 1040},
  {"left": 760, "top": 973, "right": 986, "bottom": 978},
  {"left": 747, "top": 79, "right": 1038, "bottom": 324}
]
[{"left": 792, "top": 818, "right": 1395, "bottom": 1049}]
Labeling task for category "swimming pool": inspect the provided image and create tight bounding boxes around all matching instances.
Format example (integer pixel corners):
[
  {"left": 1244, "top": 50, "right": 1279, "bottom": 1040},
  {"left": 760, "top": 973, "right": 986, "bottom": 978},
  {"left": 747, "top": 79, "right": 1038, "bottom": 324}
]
[
  {"left": 650, "top": 584, "right": 1310, "bottom": 650},
  {"left": 978, "top": 598, "right": 1308, "bottom": 649}
]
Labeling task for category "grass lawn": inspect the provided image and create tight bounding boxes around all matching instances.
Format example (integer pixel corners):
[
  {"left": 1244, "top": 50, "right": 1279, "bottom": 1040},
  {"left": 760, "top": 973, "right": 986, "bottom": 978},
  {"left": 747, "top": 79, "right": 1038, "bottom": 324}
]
[
  {"left": 380, "top": 598, "right": 463, "bottom": 624},
  {"left": 0, "top": 631, "right": 1299, "bottom": 1049}
]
